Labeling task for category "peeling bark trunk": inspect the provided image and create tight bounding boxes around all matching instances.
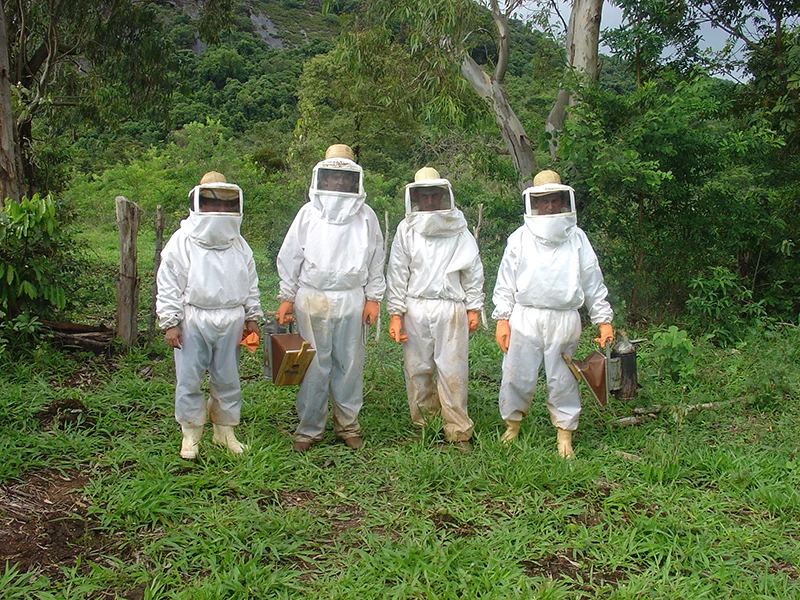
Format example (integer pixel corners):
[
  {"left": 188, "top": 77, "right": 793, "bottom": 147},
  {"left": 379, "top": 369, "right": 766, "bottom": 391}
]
[
  {"left": 546, "top": 0, "right": 604, "bottom": 159},
  {"left": 0, "top": 9, "right": 19, "bottom": 205},
  {"left": 461, "top": 55, "right": 537, "bottom": 191}
]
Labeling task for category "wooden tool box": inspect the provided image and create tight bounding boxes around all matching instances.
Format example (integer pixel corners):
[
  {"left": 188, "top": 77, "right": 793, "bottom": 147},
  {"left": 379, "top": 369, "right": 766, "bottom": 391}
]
[{"left": 263, "top": 319, "right": 315, "bottom": 385}]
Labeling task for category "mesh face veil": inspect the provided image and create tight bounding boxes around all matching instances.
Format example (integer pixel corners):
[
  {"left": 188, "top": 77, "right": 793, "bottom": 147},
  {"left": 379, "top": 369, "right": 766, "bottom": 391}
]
[
  {"left": 188, "top": 183, "right": 243, "bottom": 215},
  {"left": 523, "top": 184, "right": 575, "bottom": 217},
  {"left": 316, "top": 168, "right": 361, "bottom": 194},
  {"left": 405, "top": 179, "right": 455, "bottom": 214}
]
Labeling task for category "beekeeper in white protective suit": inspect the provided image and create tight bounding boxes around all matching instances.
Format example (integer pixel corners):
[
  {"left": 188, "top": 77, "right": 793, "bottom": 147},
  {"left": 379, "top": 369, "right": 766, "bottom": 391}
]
[
  {"left": 276, "top": 144, "right": 385, "bottom": 452},
  {"left": 492, "top": 170, "right": 613, "bottom": 458},
  {"left": 157, "top": 171, "right": 263, "bottom": 460},
  {"left": 386, "top": 167, "right": 484, "bottom": 451}
]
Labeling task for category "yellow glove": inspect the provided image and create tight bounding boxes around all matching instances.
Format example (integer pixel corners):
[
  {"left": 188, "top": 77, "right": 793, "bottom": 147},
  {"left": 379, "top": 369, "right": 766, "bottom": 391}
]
[
  {"left": 594, "top": 323, "right": 614, "bottom": 348},
  {"left": 362, "top": 300, "right": 380, "bottom": 325},
  {"left": 276, "top": 301, "right": 294, "bottom": 325},
  {"left": 467, "top": 310, "right": 480, "bottom": 333},
  {"left": 495, "top": 319, "right": 510, "bottom": 354},
  {"left": 388, "top": 314, "right": 408, "bottom": 343}
]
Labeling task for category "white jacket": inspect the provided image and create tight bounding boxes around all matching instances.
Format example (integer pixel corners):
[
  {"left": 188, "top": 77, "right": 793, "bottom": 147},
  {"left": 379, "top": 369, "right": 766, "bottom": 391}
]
[
  {"left": 157, "top": 218, "right": 263, "bottom": 329},
  {"left": 277, "top": 202, "right": 385, "bottom": 302},
  {"left": 386, "top": 209, "right": 484, "bottom": 315},
  {"left": 492, "top": 225, "right": 612, "bottom": 324}
]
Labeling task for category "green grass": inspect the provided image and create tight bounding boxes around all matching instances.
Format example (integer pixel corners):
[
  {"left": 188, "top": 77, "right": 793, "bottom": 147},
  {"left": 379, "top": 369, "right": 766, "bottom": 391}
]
[{"left": 2, "top": 317, "right": 799, "bottom": 598}]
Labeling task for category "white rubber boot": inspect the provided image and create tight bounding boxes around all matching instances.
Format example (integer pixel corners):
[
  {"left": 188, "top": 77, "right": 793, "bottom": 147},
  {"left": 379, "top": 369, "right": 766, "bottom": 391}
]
[
  {"left": 212, "top": 424, "right": 247, "bottom": 454},
  {"left": 557, "top": 428, "right": 575, "bottom": 459},
  {"left": 500, "top": 419, "right": 521, "bottom": 444},
  {"left": 180, "top": 425, "right": 203, "bottom": 460}
]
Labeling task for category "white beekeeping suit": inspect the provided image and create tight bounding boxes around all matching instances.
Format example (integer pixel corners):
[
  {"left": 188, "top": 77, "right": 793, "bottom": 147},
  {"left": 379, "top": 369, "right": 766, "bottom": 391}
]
[
  {"left": 492, "top": 169, "right": 613, "bottom": 457},
  {"left": 386, "top": 167, "right": 484, "bottom": 446},
  {"left": 157, "top": 172, "right": 263, "bottom": 459},
  {"left": 276, "top": 144, "right": 385, "bottom": 451}
]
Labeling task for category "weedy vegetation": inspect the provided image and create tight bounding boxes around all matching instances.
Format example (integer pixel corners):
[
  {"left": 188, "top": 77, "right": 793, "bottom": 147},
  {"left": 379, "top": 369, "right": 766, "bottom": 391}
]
[{"left": 1, "top": 260, "right": 798, "bottom": 597}]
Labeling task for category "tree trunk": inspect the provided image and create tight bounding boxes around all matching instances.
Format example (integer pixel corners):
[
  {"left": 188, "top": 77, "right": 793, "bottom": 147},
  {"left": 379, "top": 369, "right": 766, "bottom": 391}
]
[
  {"left": 0, "top": 9, "right": 19, "bottom": 205},
  {"left": 461, "top": 54, "right": 537, "bottom": 191},
  {"left": 546, "top": 0, "right": 604, "bottom": 159}
]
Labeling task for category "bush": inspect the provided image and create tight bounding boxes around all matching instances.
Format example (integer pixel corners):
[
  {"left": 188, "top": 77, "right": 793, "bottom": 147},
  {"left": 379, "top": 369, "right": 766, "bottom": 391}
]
[
  {"left": 0, "top": 194, "right": 83, "bottom": 318},
  {"left": 685, "top": 266, "right": 768, "bottom": 346}
]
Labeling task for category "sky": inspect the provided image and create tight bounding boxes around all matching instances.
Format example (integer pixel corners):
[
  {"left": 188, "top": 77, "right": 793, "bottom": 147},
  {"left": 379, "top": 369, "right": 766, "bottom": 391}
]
[{"left": 542, "top": 1, "right": 748, "bottom": 80}]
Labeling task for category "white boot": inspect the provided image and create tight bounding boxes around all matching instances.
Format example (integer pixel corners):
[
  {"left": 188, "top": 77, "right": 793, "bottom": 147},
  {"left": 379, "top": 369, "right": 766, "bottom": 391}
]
[
  {"left": 213, "top": 424, "right": 247, "bottom": 454},
  {"left": 557, "top": 428, "right": 575, "bottom": 459},
  {"left": 500, "top": 419, "right": 521, "bottom": 444},
  {"left": 180, "top": 425, "right": 203, "bottom": 460}
]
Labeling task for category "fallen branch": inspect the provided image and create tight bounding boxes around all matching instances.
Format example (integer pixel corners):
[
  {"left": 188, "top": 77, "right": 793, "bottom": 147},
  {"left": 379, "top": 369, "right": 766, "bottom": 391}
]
[{"left": 619, "top": 399, "right": 741, "bottom": 426}]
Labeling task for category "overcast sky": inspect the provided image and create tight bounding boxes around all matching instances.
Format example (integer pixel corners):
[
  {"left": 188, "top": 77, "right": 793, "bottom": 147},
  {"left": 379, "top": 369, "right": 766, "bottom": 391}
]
[{"left": 540, "top": 1, "right": 748, "bottom": 79}]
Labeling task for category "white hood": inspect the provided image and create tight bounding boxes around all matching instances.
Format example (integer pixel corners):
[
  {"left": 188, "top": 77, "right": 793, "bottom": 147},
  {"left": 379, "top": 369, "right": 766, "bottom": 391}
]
[
  {"left": 522, "top": 182, "right": 577, "bottom": 245},
  {"left": 184, "top": 182, "right": 244, "bottom": 249},
  {"left": 309, "top": 158, "right": 366, "bottom": 224},
  {"left": 404, "top": 178, "right": 465, "bottom": 237}
]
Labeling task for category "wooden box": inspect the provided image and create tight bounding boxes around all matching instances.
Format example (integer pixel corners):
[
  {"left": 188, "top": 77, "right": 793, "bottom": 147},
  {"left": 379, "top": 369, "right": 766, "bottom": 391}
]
[{"left": 270, "top": 333, "right": 315, "bottom": 386}]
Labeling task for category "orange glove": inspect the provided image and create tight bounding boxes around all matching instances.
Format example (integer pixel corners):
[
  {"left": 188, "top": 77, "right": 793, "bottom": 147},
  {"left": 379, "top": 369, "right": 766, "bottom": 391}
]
[
  {"left": 495, "top": 319, "right": 510, "bottom": 354},
  {"left": 362, "top": 300, "right": 380, "bottom": 326},
  {"left": 276, "top": 301, "right": 294, "bottom": 325},
  {"left": 239, "top": 331, "right": 260, "bottom": 354},
  {"left": 595, "top": 323, "right": 614, "bottom": 348},
  {"left": 467, "top": 310, "right": 480, "bottom": 333},
  {"left": 388, "top": 314, "right": 408, "bottom": 343}
]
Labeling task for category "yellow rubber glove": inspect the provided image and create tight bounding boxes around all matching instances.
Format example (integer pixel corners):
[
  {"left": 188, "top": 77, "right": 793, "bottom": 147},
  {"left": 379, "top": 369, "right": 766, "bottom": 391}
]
[
  {"left": 276, "top": 301, "right": 294, "bottom": 325},
  {"left": 467, "top": 310, "right": 480, "bottom": 333},
  {"left": 362, "top": 300, "right": 380, "bottom": 326},
  {"left": 495, "top": 319, "right": 510, "bottom": 354},
  {"left": 388, "top": 314, "right": 408, "bottom": 343},
  {"left": 594, "top": 323, "right": 614, "bottom": 348}
]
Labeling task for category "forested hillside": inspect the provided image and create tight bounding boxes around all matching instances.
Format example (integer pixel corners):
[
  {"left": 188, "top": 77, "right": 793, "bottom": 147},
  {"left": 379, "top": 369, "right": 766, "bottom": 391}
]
[
  {"left": 2, "top": 0, "right": 797, "bottom": 341},
  {"left": 1, "top": 2, "right": 800, "bottom": 598}
]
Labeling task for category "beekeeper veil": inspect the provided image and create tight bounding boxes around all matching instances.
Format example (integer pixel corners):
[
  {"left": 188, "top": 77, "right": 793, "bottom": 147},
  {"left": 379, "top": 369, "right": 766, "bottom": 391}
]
[
  {"left": 404, "top": 167, "right": 466, "bottom": 237},
  {"left": 309, "top": 144, "right": 366, "bottom": 224},
  {"left": 185, "top": 171, "right": 243, "bottom": 249},
  {"left": 522, "top": 170, "right": 577, "bottom": 245}
]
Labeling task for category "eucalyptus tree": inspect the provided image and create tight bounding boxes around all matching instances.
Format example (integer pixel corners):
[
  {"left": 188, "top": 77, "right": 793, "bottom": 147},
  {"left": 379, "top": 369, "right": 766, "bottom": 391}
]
[
  {"left": 0, "top": 0, "right": 233, "bottom": 201},
  {"left": 327, "top": 0, "right": 605, "bottom": 189}
]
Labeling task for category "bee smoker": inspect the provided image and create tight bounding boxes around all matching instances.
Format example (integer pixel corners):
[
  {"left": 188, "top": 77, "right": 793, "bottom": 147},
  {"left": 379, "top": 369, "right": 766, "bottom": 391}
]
[{"left": 563, "top": 331, "right": 640, "bottom": 406}]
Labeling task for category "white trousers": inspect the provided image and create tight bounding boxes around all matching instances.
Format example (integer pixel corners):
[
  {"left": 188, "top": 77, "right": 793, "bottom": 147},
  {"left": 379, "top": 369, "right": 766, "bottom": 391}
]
[
  {"left": 174, "top": 305, "right": 245, "bottom": 428},
  {"left": 402, "top": 297, "right": 473, "bottom": 442},
  {"left": 293, "top": 287, "right": 365, "bottom": 443},
  {"left": 498, "top": 306, "right": 582, "bottom": 431}
]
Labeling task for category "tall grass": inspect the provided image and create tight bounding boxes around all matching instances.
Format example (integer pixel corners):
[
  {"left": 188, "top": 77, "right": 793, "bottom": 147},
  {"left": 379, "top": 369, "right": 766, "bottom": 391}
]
[{"left": 2, "top": 318, "right": 798, "bottom": 598}]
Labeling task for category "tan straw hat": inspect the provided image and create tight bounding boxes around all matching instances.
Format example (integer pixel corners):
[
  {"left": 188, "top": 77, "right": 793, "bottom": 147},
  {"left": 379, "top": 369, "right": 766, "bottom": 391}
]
[
  {"left": 532, "top": 170, "right": 562, "bottom": 186},
  {"left": 414, "top": 167, "right": 440, "bottom": 182},
  {"left": 198, "top": 171, "right": 239, "bottom": 200},
  {"left": 325, "top": 144, "right": 355, "bottom": 161}
]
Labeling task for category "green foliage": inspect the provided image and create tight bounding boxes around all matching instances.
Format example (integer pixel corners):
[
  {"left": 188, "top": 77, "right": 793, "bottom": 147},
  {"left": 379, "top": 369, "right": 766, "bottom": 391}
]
[
  {"left": 650, "top": 326, "right": 697, "bottom": 382},
  {"left": 2, "top": 325, "right": 800, "bottom": 597},
  {"left": 559, "top": 72, "right": 791, "bottom": 322},
  {"left": 685, "top": 266, "right": 768, "bottom": 346},
  {"left": 0, "top": 195, "right": 83, "bottom": 320}
]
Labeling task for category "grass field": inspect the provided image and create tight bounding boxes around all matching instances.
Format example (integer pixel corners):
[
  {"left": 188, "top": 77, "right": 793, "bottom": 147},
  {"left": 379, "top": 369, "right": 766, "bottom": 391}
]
[{"left": 1, "top": 281, "right": 799, "bottom": 598}]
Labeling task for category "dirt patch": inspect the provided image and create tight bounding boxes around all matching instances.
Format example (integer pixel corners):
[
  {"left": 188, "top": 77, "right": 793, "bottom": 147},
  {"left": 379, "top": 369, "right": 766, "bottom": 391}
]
[
  {"left": 35, "top": 397, "right": 94, "bottom": 430},
  {"left": 0, "top": 468, "right": 124, "bottom": 581},
  {"left": 278, "top": 489, "right": 318, "bottom": 508},
  {"left": 521, "top": 549, "right": 629, "bottom": 592}
]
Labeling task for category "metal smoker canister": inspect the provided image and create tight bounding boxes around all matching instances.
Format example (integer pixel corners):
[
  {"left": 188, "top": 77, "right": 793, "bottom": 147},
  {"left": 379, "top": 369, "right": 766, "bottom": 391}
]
[{"left": 611, "top": 333, "right": 638, "bottom": 400}]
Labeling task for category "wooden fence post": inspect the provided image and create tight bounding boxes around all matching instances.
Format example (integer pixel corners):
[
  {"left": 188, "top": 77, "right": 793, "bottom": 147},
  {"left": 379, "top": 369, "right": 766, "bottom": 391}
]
[
  {"left": 472, "top": 203, "right": 488, "bottom": 330},
  {"left": 148, "top": 205, "right": 165, "bottom": 345},
  {"left": 116, "top": 196, "right": 141, "bottom": 347}
]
